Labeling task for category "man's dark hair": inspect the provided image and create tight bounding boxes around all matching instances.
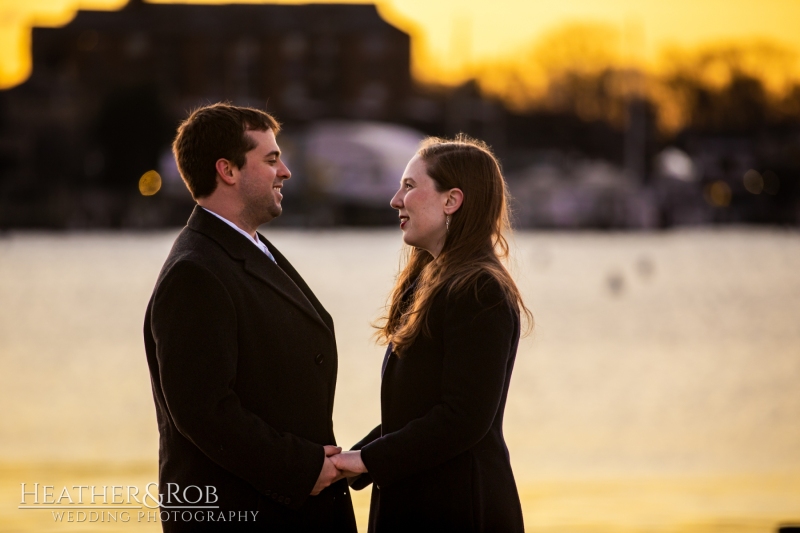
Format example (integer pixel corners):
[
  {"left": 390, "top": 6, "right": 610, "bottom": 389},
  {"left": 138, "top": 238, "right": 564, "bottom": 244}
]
[{"left": 172, "top": 103, "right": 281, "bottom": 199}]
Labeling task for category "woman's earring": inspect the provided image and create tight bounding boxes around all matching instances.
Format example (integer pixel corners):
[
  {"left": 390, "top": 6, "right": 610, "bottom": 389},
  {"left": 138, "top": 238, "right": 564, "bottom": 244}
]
[{"left": 446, "top": 214, "right": 451, "bottom": 233}]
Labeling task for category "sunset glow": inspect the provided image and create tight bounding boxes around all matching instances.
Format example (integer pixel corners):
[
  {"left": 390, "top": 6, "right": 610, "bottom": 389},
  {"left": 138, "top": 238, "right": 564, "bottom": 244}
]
[{"left": 2, "top": 0, "right": 799, "bottom": 102}]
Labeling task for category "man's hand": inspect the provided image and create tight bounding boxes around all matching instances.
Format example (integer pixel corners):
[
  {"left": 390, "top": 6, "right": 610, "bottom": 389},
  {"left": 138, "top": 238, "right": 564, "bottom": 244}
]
[
  {"left": 329, "top": 450, "right": 367, "bottom": 478},
  {"left": 310, "top": 445, "right": 343, "bottom": 496}
]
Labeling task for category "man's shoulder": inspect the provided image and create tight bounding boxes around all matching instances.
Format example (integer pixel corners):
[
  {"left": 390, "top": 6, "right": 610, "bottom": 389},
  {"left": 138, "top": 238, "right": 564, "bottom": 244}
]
[
  {"left": 149, "top": 231, "right": 237, "bottom": 308},
  {"left": 158, "top": 227, "right": 238, "bottom": 280}
]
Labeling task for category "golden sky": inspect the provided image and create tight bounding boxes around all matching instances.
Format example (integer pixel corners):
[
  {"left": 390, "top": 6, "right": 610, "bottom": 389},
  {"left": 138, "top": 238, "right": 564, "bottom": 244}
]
[{"left": 1, "top": 0, "right": 799, "bottom": 91}]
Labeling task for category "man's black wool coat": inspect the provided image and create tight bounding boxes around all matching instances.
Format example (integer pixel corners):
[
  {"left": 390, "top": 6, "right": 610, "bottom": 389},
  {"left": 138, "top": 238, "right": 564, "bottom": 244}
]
[{"left": 144, "top": 206, "right": 356, "bottom": 532}]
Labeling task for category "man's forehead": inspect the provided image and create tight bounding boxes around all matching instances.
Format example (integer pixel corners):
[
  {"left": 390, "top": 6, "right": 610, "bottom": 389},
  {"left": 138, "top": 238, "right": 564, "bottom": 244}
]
[{"left": 245, "top": 129, "right": 279, "bottom": 151}]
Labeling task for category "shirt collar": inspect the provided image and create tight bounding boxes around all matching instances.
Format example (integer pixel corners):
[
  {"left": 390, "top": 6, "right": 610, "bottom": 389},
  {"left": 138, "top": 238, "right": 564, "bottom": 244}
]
[{"left": 200, "top": 207, "right": 270, "bottom": 256}]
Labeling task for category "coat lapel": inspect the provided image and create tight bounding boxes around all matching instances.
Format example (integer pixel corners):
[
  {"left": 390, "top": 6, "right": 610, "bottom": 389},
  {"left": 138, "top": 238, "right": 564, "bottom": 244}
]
[
  {"left": 261, "top": 236, "right": 335, "bottom": 333},
  {"left": 186, "top": 206, "right": 330, "bottom": 334},
  {"left": 242, "top": 251, "right": 330, "bottom": 333}
]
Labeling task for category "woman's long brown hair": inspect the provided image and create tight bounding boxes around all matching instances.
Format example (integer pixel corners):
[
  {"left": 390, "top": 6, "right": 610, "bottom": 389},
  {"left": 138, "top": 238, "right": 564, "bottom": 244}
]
[{"left": 375, "top": 134, "right": 533, "bottom": 355}]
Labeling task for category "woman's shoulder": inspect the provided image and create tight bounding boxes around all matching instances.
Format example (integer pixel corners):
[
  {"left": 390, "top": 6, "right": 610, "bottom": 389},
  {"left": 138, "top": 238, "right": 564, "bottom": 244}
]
[{"left": 443, "top": 270, "right": 513, "bottom": 314}]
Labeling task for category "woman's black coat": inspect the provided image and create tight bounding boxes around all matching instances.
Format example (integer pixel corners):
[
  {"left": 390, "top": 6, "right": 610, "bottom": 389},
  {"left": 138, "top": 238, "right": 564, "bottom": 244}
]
[{"left": 353, "top": 275, "right": 525, "bottom": 533}]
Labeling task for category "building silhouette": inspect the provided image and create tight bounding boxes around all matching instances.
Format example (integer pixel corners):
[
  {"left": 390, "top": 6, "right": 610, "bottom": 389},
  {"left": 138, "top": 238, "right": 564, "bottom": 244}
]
[{"left": 0, "top": 1, "right": 417, "bottom": 227}]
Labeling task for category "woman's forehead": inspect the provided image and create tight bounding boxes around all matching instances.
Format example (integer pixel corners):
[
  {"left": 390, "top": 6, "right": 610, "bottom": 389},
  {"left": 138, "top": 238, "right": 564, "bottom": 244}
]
[{"left": 403, "top": 155, "right": 429, "bottom": 177}]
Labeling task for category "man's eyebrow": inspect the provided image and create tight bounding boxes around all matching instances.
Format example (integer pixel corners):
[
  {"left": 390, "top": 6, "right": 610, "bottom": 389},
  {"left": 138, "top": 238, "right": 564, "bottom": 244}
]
[
  {"left": 401, "top": 177, "right": 415, "bottom": 183},
  {"left": 264, "top": 150, "right": 281, "bottom": 159}
]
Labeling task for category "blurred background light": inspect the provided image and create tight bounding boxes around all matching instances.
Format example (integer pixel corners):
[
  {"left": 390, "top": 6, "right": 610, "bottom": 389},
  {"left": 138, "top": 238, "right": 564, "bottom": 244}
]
[
  {"left": 743, "top": 169, "right": 764, "bottom": 194},
  {"left": 705, "top": 180, "right": 732, "bottom": 207},
  {"left": 656, "top": 147, "right": 696, "bottom": 182},
  {"left": 138, "top": 169, "right": 161, "bottom": 196}
]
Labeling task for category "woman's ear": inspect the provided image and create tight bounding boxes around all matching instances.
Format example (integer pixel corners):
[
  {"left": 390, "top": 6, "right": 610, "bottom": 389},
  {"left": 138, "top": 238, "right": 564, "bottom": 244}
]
[
  {"left": 444, "top": 188, "right": 464, "bottom": 215},
  {"left": 215, "top": 158, "right": 237, "bottom": 186}
]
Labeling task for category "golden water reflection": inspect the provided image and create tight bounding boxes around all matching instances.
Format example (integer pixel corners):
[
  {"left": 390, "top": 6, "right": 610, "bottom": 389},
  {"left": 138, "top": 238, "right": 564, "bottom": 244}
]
[
  {"left": 1, "top": 229, "right": 799, "bottom": 532},
  {"left": 4, "top": 465, "right": 799, "bottom": 532}
]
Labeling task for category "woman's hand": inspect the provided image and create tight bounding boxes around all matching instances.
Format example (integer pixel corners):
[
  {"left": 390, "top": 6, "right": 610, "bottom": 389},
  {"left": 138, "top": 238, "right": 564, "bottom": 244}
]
[{"left": 329, "top": 450, "right": 367, "bottom": 477}]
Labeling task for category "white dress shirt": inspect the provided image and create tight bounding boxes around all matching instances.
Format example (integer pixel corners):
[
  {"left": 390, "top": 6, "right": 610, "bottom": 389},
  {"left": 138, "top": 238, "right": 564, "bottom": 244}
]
[{"left": 201, "top": 207, "right": 277, "bottom": 263}]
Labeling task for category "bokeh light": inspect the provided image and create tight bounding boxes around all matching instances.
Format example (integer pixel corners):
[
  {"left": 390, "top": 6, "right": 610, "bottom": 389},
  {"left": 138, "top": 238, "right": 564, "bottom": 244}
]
[
  {"left": 743, "top": 169, "right": 764, "bottom": 194},
  {"left": 704, "top": 180, "right": 732, "bottom": 207},
  {"left": 138, "top": 170, "right": 161, "bottom": 196}
]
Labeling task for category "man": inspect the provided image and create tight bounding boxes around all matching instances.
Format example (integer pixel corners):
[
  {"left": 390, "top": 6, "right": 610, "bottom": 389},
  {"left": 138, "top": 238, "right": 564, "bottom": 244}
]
[{"left": 143, "top": 103, "right": 356, "bottom": 532}]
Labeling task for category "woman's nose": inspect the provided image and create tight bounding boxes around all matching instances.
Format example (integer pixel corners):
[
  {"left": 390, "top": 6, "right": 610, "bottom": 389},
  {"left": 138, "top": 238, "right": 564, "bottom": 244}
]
[{"left": 390, "top": 190, "right": 403, "bottom": 209}]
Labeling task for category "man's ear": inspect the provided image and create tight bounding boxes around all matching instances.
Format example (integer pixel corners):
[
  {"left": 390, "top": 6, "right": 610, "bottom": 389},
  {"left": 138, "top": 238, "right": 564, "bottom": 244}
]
[
  {"left": 444, "top": 188, "right": 463, "bottom": 215},
  {"left": 215, "top": 158, "right": 237, "bottom": 186}
]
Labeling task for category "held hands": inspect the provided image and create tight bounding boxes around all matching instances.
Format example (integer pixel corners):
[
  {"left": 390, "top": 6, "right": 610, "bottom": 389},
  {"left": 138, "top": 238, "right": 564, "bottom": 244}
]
[
  {"left": 329, "top": 450, "right": 367, "bottom": 478},
  {"left": 311, "top": 445, "right": 345, "bottom": 496},
  {"left": 310, "top": 447, "right": 369, "bottom": 496}
]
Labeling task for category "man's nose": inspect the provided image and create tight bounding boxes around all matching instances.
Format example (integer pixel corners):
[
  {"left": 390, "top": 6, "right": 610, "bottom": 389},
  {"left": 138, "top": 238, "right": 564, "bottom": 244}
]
[{"left": 280, "top": 162, "right": 291, "bottom": 180}]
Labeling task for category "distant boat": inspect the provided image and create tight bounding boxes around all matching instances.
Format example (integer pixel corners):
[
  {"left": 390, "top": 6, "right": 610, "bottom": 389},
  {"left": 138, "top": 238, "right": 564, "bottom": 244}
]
[{"left": 303, "top": 121, "right": 425, "bottom": 207}]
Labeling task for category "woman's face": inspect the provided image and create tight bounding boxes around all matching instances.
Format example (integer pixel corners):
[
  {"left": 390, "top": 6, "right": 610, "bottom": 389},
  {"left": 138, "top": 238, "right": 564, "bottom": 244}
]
[{"left": 390, "top": 155, "right": 450, "bottom": 257}]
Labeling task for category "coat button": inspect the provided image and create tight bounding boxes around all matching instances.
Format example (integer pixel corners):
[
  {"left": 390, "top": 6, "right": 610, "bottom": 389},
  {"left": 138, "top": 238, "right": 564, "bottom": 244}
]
[
  {"left": 315, "top": 353, "right": 324, "bottom": 365},
  {"left": 284, "top": 497, "right": 291, "bottom": 505}
]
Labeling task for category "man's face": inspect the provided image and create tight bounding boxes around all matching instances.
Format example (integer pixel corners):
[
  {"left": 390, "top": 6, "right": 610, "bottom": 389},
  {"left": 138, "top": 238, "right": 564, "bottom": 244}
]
[{"left": 237, "top": 129, "right": 291, "bottom": 226}]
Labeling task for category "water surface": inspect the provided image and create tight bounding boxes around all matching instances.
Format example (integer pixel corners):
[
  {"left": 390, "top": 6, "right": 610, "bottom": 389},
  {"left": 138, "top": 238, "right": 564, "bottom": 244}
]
[{"left": 1, "top": 229, "right": 799, "bottom": 531}]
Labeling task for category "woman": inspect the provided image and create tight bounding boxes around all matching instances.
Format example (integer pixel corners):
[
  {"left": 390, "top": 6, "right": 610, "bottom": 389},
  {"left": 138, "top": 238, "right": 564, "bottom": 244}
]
[{"left": 331, "top": 135, "right": 531, "bottom": 532}]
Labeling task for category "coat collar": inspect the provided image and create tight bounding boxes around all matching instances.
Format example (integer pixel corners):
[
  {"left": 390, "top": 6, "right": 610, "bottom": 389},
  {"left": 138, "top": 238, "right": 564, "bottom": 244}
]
[{"left": 186, "top": 206, "right": 331, "bottom": 333}]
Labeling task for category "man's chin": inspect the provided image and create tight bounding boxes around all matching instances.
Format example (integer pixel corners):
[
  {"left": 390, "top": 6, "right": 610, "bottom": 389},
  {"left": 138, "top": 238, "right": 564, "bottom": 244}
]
[{"left": 261, "top": 205, "right": 282, "bottom": 224}]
